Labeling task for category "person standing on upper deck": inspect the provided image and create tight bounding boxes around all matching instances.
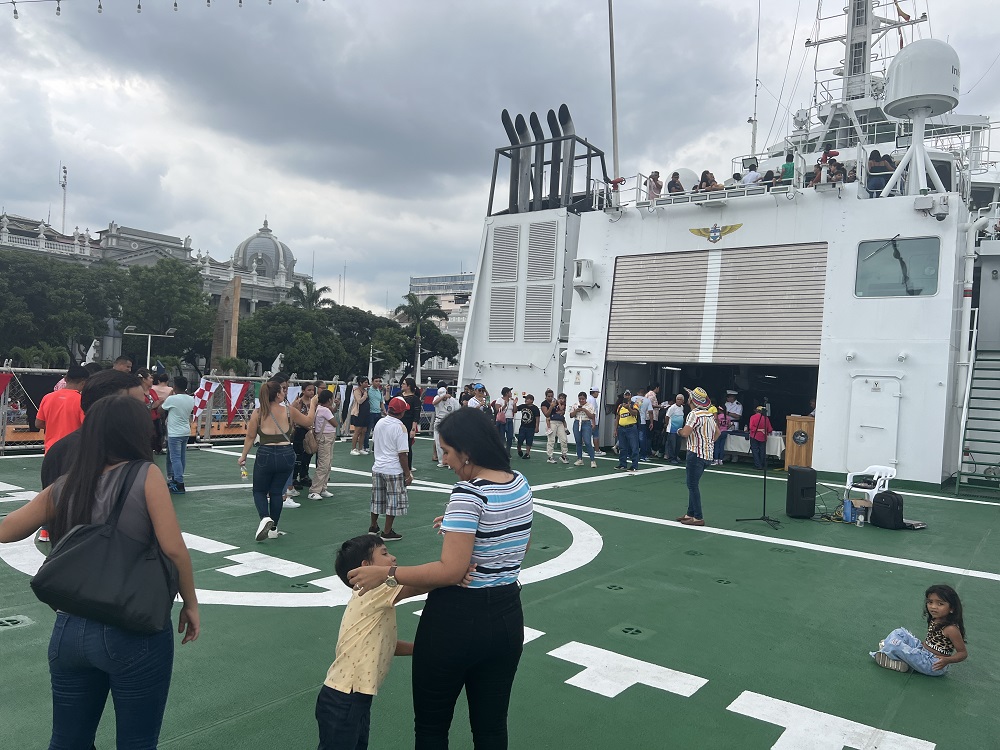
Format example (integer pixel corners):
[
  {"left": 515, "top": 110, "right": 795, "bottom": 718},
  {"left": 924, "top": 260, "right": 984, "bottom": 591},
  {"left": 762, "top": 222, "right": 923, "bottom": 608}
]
[
  {"left": 741, "top": 164, "right": 762, "bottom": 185},
  {"left": 777, "top": 153, "right": 795, "bottom": 186},
  {"left": 646, "top": 171, "right": 663, "bottom": 200},
  {"left": 667, "top": 172, "right": 685, "bottom": 194}
]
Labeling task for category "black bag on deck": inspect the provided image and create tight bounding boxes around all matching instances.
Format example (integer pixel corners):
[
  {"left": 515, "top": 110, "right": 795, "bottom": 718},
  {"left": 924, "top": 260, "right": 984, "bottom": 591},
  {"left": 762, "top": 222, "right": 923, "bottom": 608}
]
[
  {"left": 870, "top": 490, "right": 905, "bottom": 530},
  {"left": 30, "top": 461, "right": 180, "bottom": 634}
]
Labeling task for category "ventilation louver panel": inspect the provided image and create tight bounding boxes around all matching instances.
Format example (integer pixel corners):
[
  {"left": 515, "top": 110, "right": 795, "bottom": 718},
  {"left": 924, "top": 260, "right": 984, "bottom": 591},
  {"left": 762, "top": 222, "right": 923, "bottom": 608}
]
[
  {"left": 489, "top": 287, "right": 517, "bottom": 342},
  {"left": 523, "top": 284, "right": 554, "bottom": 342},
  {"left": 491, "top": 225, "right": 520, "bottom": 283},
  {"left": 526, "top": 221, "right": 558, "bottom": 280}
]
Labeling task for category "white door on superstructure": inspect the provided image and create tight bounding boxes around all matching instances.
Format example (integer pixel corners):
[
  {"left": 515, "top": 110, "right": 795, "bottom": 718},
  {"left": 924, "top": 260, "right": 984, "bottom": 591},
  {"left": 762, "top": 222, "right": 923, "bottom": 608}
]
[{"left": 846, "top": 376, "right": 900, "bottom": 471}]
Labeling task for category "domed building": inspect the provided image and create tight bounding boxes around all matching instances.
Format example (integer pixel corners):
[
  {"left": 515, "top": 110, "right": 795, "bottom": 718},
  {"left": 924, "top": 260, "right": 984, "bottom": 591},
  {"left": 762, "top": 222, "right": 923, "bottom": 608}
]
[{"left": 232, "top": 219, "right": 297, "bottom": 286}]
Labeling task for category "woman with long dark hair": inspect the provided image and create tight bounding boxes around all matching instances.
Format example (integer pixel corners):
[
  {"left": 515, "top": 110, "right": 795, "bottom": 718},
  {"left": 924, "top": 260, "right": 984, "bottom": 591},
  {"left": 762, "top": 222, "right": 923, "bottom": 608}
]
[
  {"left": 348, "top": 407, "right": 532, "bottom": 748},
  {"left": 292, "top": 382, "right": 317, "bottom": 489},
  {"left": 399, "top": 376, "right": 422, "bottom": 470},
  {"left": 239, "top": 380, "right": 318, "bottom": 541},
  {"left": 0, "top": 395, "right": 200, "bottom": 749}
]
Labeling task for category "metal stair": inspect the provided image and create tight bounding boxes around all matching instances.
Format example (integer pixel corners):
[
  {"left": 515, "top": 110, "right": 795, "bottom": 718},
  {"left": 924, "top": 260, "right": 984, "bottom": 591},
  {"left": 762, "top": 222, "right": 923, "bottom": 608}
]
[{"left": 958, "top": 349, "right": 1000, "bottom": 494}]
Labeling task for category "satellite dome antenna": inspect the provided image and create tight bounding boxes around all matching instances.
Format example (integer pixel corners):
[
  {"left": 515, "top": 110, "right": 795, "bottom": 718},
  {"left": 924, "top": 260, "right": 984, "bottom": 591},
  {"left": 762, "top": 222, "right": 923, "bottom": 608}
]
[{"left": 879, "top": 39, "right": 960, "bottom": 197}]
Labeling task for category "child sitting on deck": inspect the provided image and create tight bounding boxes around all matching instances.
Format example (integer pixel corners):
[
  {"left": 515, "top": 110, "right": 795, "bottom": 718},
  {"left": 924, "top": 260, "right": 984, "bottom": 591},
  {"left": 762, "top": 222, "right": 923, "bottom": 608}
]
[{"left": 870, "top": 584, "right": 968, "bottom": 676}]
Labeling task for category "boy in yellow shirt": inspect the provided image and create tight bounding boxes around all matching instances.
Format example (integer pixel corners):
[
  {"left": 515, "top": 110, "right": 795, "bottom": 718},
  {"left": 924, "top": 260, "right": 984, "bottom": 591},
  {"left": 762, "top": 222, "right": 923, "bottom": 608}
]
[{"left": 318, "top": 534, "right": 472, "bottom": 748}]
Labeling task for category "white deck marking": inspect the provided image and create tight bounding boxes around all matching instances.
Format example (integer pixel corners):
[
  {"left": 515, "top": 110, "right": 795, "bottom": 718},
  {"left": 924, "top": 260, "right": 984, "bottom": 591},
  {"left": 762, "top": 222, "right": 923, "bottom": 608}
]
[
  {"left": 531, "top": 497, "right": 1000, "bottom": 583},
  {"left": 532, "top": 464, "right": 676, "bottom": 491},
  {"left": 548, "top": 641, "right": 708, "bottom": 698},
  {"left": 0, "top": 454, "right": 43, "bottom": 460},
  {"left": 0, "top": 481, "right": 25, "bottom": 491},
  {"left": 182, "top": 533, "right": 237, "bottom": 554},
  {"left": 727, "top": 691, "right": 935, "bottom": 749},
  {"left": 217, "top": 551, "right": 320, "bottom": 579},
  {"left": 1, "top": 491, "right": 36, "bottom": 503}
]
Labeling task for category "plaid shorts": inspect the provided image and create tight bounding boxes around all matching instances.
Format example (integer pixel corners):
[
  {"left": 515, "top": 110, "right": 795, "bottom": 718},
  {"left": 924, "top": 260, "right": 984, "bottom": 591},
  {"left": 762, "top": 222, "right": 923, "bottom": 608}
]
[{"left": 371, "top": 472, "right": 408, "bottom": 516}]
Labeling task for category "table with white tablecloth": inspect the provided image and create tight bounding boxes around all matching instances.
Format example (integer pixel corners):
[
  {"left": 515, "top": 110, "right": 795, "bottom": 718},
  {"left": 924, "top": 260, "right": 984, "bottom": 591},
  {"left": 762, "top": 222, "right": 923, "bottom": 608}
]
[{"left": 723, "top": 432, "right": 786, "bottom": 460}]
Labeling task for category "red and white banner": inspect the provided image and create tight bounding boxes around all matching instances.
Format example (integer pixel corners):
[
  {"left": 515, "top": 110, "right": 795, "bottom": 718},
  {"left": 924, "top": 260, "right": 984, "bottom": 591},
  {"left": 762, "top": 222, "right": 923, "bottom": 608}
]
[
  {"left": 192, "top": 378, "right": 220, "bottom": 419},
  {"left": 0, "top": 373, "right": 12, "bottom": 398},
  {"left": 223, "top": 380, "right": 251, "bottom": 425}
]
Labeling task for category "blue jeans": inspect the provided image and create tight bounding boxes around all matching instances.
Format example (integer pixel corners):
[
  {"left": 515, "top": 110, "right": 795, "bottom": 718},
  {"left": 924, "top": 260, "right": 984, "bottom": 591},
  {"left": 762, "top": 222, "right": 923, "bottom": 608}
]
[
  {"left": 665, "top": 432, "right": 682, "bottom": 462},
  {"left": 617, "top": 425, "right": 639, "bottom": 469},
  {"left": 253, "top": 445, "right": 297, "bottom": 526},
  {"left": 713, "top": 432, "right": 728, "bottom": 462},
  {"left": 164, "top": 436, "right": 187, "bottom": 485},
  {"left": 573, "top": 421, "right": 594, "bottom": 461},
  {"left": 48, "top": 612, "right": 174, "bottom": 750},
  {"left": 685, "top": 452, "right": 711, "bottom": 519},
  {"left": 497, "top": 419, "right": 514, "bottom": 451},
  {"left": 364, "top": 412, "right": 382, "bottom": 451},
  {"left": 872, "top": 628, "right": 949, "bottom": 676},
  {"left": 638, "top": 423, "right": 649, "bottom": 459},
  {"left": 316, "top": 685, "right": 373, "bottom": 750},
  {"left": 750, "top": 439, "right": 767, "bottom": 469}
]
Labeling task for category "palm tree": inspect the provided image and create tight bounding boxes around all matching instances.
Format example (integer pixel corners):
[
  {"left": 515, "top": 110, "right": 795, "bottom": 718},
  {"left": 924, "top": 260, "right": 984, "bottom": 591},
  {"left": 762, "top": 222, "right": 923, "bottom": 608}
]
[
  {"left": 287, "top": 280, "right": 334, "bottom": 310},
  {"left": 394, "top": 293, "right": 449, "bottom": 386}
]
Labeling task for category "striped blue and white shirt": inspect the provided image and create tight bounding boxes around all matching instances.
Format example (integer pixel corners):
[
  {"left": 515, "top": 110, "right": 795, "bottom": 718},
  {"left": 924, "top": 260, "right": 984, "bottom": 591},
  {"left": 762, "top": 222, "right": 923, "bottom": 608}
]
[{"left": 440, "top": 472, "right": 533, "bottom": 588}]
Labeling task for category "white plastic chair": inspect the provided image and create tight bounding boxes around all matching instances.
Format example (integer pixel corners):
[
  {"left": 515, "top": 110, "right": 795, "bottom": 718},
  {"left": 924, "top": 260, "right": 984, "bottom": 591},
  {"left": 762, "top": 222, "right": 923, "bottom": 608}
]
[{"left": 844, "top": 464, "right": 896, "bottom": 505}]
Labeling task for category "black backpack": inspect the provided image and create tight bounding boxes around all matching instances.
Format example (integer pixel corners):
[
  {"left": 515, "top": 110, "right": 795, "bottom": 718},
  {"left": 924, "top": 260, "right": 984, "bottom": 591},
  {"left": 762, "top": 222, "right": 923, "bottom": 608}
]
[{"left": 870, "top": 490, "right": 905, "bottom": 530}]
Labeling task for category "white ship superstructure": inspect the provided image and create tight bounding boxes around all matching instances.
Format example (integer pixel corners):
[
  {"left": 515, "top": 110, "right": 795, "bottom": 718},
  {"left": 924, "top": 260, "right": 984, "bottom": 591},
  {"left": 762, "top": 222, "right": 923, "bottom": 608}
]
[{"left": 459, "top": 3, "right": 1000, "bottom": 486}]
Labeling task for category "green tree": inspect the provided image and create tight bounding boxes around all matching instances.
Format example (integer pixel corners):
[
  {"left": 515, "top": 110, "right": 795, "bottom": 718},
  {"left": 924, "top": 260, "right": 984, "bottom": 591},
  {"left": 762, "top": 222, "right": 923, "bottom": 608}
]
[
  {"left": 323, "top": 304, "right": 402, "bottom": 379},
  {"left": 287, "top": 280, "right": 334, "bottom": 310},
  {"left": 238, "top": 304, "right": 348, "bottom": 378},
  {"left": 120, "top": 259, "right": 213, "bottom": 371},
  {"left": 394, "top": 293, "right": 449, "bottom": 382},
  {"left": 370, "top": 327, "right": 410, "bottom": 375},
  {"left": 397, "top": 321, "right": 459, "bottom": 381},
  {"left": 0, "top": 250, "right": 128, "bottom": 362}
]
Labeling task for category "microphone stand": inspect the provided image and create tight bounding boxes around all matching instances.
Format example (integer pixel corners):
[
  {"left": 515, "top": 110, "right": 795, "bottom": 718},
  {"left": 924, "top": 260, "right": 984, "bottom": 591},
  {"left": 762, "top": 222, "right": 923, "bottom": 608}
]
[{"left": 736, "top": 406, "right": 780, "bottom": 529}]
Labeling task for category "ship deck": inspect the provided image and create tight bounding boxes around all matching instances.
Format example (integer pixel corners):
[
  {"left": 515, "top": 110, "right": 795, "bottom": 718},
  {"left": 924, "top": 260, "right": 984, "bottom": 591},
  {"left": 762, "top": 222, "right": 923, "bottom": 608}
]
[{"left": 1, "top": 439, "right": 997, "bottom": 749}]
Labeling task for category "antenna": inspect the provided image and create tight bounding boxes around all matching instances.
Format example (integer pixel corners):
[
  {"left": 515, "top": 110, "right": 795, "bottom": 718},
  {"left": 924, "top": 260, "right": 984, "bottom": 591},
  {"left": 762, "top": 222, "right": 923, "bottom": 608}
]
[
  {"left": 749, "top": 0, "right": 761, "bottom": 158},
  {"left": 58, "top": 163, "right": 68, "bottom": 234}
]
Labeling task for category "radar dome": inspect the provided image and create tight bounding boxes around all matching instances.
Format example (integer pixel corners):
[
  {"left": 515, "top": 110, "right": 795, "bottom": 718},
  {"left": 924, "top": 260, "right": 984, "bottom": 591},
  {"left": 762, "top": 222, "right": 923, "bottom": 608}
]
[{"left": 883, "top": 38, "right": 960, "bottom": 118}]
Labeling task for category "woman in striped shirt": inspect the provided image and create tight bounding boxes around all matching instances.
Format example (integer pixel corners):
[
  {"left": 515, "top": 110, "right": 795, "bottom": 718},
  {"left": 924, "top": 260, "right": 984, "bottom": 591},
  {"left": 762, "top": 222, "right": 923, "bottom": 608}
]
[{"left": 348, "top": 407, "right": 532, "bottom": 748}]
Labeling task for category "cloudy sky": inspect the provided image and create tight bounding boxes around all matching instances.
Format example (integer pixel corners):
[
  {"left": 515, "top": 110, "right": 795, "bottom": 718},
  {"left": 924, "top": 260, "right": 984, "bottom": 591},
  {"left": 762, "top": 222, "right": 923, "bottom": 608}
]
[{"left": 2, "top": 0, "right": 997, "bottom": 314}]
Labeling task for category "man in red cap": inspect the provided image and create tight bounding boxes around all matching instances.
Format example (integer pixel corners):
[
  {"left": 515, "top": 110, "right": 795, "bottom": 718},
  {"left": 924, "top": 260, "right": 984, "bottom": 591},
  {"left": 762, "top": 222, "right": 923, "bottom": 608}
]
[{"left": 368, "top": 397, "right": 413, "bottom": 541}]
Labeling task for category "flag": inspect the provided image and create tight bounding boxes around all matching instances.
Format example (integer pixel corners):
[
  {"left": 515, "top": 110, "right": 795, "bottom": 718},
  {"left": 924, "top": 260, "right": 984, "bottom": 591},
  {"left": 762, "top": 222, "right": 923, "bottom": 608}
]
[
  {"left": 223, "top": 380, "right": 251, "bottom": 425},
  {"left": 0, "top": 373, "right": 12, "bottom": 397},
  {"left": 192, "top": 378, "right": 220, "bottom": 420},
  {"left": 893, "top": 0, "right": 910, "bottom": 21}
]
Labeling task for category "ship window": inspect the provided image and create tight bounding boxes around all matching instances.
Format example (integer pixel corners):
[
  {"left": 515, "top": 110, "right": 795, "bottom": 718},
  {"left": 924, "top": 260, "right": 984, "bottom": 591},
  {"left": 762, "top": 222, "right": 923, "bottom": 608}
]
[
  {"left": 849, "top": 41, "right": 867, "bottom": 77},
  {"left": 855, "top": 237, "right": 939, "bottom": 298},
  {"left": 970, "top": 186, "right": 996, "bottom": 210}
]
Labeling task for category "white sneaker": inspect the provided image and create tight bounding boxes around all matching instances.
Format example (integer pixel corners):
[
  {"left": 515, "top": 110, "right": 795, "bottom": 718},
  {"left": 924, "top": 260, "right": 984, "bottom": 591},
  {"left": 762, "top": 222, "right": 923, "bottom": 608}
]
[
  {"left": 282, "top": 498, "right": 301, "bottom": 508},
  {"left": 595, "top": 450, "right": 606, "bottom": 456},
  {"left": 437, "top": 462, "right": 447, "bottom": 468},
  {"left": 546, "top": 458, "right": 556, "bottom": 464},
  {"left": 350, "top": 449, "right": 360, "bottom": 456},
  {"left": 320, "top": 490, "right": 334, "bottom": 498},
  {"left": 361, "top": 449, "right": 370, "bottom": 455},
  {"left": 255, "top": 517, "right": 274, "bottom": 541},
  {"left": 308, "top": 493, "right": 323, "bottom": 500},
  {"left": 267, "top": 529, "right": 287, "bottom": 539},
  {"left": 591, "top": 461, "right": 598, "bottom": 468},
  {"left": 574, "top": 459, "right": 584, "bottom": 466},
  {"left": 559, "top": 455, "right": 568, "bottom": 464},
  {"left": 286, "top": 488, "right": 299, "bottom": 497}
]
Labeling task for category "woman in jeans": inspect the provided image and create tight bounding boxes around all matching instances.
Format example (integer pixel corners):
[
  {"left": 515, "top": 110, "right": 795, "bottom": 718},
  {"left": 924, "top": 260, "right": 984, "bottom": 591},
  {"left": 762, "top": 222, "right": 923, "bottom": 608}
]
[
  {"left": 348, "top": 407, "right": 532, "bottom": 749},
  {"left": 569, "top": 391, "right": 597, "bottom": 467},
  {"left": 308, "top": 389, "right": 337, "bottom": 500},
  {"left": 0, "top": 395, "right": 200, "bottom": 749},
  {"left": 239, "top": 381, "right": 317, "bottom": 541}
]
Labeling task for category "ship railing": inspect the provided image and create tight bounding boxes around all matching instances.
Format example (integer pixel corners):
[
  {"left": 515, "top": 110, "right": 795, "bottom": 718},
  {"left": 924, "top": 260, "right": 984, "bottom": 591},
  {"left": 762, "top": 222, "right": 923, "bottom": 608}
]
[{"left": 957, "top": 307, "right": 981, "bottom": 483}]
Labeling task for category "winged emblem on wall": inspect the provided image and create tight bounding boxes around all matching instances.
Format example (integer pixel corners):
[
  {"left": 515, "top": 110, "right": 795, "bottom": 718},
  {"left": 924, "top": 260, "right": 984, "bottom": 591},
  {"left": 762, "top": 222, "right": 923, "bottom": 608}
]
[{"left": 689, "top": 223, "right": 743, "bottom": 243}]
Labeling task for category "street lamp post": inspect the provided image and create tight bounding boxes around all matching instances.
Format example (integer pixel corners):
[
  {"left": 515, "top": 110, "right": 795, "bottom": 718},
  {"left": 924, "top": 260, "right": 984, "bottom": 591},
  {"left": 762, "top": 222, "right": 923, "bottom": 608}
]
[
  {"left": 123, "top": 326, "right": 178, "bottom": 369},
  {"left": 367, "top": 344, "right": 383, "bottom": 382}
]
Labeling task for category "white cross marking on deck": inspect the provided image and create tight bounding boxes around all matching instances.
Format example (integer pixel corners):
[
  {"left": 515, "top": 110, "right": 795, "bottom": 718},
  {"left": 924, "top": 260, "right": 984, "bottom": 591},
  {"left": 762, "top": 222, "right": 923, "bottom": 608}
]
[
  {"left": 0, "top": 491, "right": 36, "bottom": 503},
  {"left": 0, "top": 481, "right": 25, "bottom": 492},
  {"left": 411, "top": 609, "right": 546, "bottom": 644},
  {"left": 727, "top": 691, "right": 935, "bottom": 749},
  {"left": 217, "top": 552, "right": 320, "bottom": 579},
  {"left": 182, "top": 533, "right": 238, "bottom": 554},
  {"left": 547, "top": 641, "right": 708, "bottom": 698}
]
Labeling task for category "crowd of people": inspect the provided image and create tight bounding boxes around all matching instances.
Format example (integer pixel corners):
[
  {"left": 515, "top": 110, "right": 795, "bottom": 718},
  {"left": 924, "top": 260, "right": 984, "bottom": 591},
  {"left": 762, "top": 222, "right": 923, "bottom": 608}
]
[{"left": 2, "top": 362, "right": 972, "bottom": 748}]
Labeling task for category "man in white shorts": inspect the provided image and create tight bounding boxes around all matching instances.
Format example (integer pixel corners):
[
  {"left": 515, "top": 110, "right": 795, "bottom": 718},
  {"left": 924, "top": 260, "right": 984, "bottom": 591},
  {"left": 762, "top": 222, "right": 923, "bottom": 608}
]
[{"left": 431, "top": 382, "right": 459, "bottom": 468}]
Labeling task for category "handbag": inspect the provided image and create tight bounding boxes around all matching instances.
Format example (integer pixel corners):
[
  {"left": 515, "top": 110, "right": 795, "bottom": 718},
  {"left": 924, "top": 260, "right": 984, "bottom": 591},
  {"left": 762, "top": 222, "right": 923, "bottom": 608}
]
[
  {"left": 303, "top": 429, "right": 318, "bottom": 455},
  {"left": 30, "top": 461, "right": 180, "bottom": 634}
]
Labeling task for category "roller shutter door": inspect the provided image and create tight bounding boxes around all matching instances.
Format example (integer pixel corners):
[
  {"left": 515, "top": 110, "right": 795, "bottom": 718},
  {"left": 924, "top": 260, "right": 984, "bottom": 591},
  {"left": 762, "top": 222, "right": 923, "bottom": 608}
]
[{"left": 607, "top": 243, "right": 827, "bottom": 365}]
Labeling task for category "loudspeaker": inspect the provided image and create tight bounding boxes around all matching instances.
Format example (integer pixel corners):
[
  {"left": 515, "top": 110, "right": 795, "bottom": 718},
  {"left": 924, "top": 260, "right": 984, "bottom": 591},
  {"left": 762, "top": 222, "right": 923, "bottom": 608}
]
[{"left": 786, "top": 465, "right": 816, "bottom": 518}]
